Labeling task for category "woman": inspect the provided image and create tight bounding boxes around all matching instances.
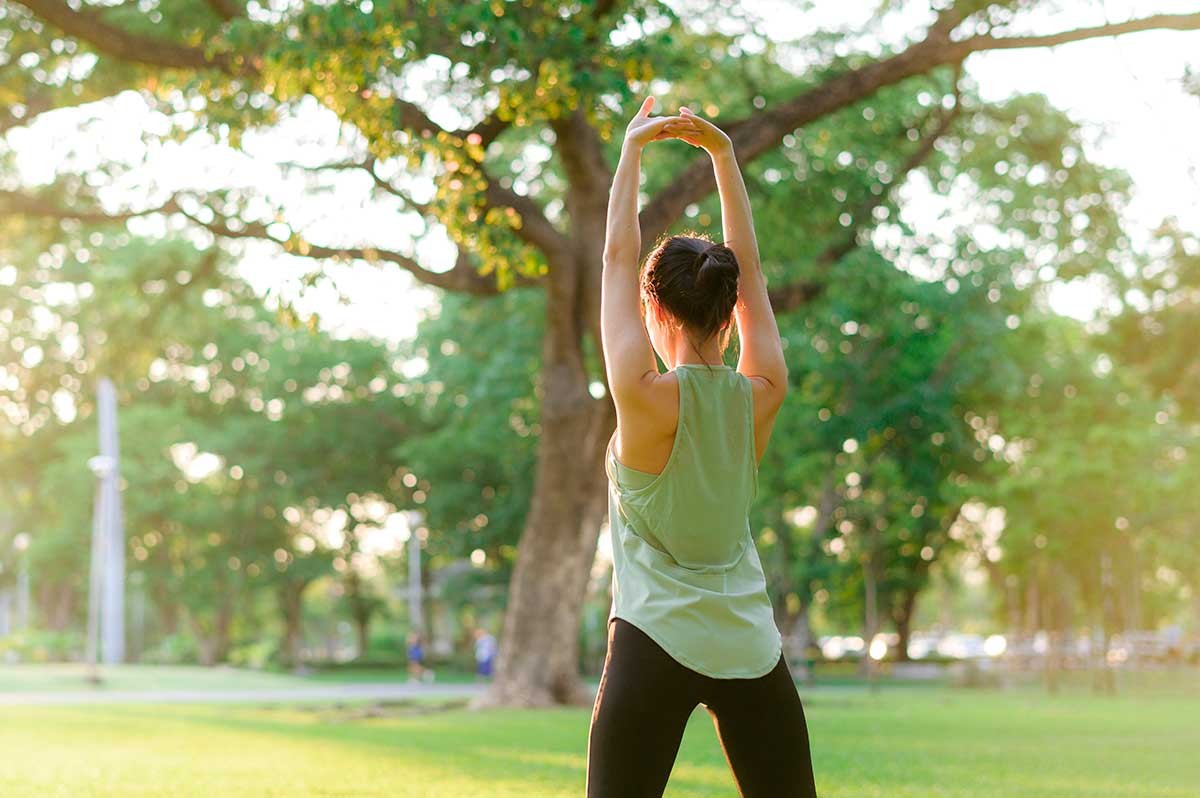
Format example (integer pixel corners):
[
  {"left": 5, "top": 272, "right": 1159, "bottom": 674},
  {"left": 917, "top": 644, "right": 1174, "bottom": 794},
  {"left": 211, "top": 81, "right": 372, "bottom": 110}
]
[{"left": 586, "top": 97, "right": 818, "bottom": 798}]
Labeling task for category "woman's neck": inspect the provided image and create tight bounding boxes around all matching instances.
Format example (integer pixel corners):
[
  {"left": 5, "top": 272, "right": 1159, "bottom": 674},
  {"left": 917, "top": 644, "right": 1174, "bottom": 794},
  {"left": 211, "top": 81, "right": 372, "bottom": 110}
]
[{"left": 665, "top": 337, "right": 724, "bottom": 368}]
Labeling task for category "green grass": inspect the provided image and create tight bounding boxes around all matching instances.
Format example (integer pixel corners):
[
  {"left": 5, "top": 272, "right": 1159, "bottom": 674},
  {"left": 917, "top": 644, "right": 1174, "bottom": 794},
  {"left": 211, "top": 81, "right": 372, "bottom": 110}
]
[{"left": 2, "top": 684, "right": 1197, "bottom": 797}]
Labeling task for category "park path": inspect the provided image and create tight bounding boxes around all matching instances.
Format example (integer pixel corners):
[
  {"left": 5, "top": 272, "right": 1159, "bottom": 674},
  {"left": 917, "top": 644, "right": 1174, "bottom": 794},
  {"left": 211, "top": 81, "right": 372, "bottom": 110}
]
[{"left": 0, "top": 681, "right": 491, "bottom": 706}]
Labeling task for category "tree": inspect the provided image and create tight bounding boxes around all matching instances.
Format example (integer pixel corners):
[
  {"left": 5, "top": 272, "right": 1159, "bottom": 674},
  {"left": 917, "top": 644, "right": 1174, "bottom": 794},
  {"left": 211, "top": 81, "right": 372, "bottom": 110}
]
[
  {"left": 975, "top": 307, "right": 1195, "bottom": 690},
  {"left": 4, "top": 0, "right": 1199, "bottom": 705},
  {"left": 0, "top": 227, "right": 415, "bottom": 665}
]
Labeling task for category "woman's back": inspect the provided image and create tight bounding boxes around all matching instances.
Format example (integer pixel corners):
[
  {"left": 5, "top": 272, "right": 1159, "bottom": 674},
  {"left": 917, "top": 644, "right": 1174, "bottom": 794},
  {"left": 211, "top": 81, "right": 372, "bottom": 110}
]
[
  {"left": 608, "top": 363, "right": 757, "bottom": 567},
  {"left": 606, "top": 363, "right": 780, "bottom": 679}
]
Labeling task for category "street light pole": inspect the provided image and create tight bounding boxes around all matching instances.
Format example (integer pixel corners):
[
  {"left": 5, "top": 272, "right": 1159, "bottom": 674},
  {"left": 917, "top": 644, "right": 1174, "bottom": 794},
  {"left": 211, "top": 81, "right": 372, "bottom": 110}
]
[
  {"left": 85, "top": 457, "right": 110, "bottom": 684},
  {"left": 13, "top": 532, "right": 30, "bottom": 631},
  {"left": 96, "top": 378, "right": 125, "bottom": 666},
  {"left": 407, "top": 510, "right": 423, "bottom": 634}
]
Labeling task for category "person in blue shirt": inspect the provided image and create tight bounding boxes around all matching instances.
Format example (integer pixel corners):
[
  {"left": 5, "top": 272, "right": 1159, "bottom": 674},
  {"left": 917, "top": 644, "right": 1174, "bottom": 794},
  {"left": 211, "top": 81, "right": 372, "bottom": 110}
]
[
  {"left": 473, "top": 627, "right": 497, "bottom": 680},
  {"left": 406, "top": 630, "right": 426, "bottom": 683}
]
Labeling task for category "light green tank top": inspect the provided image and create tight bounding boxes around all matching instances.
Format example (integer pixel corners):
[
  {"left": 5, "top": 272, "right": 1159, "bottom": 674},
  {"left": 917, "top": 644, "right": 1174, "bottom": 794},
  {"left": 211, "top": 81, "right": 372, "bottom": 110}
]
[{"left": 605, "top": 363, "right": 782, "bottom": 678}]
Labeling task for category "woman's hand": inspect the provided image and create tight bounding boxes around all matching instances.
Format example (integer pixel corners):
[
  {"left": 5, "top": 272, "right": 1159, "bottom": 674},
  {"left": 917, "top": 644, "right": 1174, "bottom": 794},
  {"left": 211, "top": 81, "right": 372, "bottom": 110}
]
[
  {"left": 674, "top": 106, "right": 732, "bottom": 158},
  {"left": 622, "top": 96, "right": 694, "bottom": 151}
]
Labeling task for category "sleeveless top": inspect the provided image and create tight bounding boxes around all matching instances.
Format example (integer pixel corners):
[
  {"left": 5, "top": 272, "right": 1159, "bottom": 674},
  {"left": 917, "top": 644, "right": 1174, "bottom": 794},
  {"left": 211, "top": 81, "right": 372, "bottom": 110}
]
[{"left": 605, "top": 363, "right": 783, "bottom": 678}]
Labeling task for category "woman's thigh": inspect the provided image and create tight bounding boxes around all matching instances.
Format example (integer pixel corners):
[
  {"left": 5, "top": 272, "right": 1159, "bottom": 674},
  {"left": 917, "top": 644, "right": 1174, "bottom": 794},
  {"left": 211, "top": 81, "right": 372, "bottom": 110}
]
[
  {"left": 702, "top": 654, "right": 818, "bottom": 798},
  {"left": 586, "top": 618, "right": 701, "bottom": 798}
]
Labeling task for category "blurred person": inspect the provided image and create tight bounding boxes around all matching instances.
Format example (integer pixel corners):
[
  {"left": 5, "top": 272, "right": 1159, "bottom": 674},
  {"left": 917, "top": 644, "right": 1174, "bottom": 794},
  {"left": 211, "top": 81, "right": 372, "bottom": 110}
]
[
  {"left": 473, "top": 627, "right": 497, "bottom": 681},
  {"left": 586, "top": 98, "right": 817, "bottom": 798},
  {"left": 1164, "top": 624, "right": 1182, "bottom": 663},
  {"left": 406, "top": 630, "right": 426, "bottom": 683}
]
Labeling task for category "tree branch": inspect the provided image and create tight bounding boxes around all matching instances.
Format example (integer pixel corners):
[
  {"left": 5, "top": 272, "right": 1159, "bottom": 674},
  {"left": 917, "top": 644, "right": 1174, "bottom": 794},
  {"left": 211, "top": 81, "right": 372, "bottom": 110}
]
[
  {"left": 641, "top": 10, "right": 1200, "bottom": 245},
  {"left": 277, "top": 156, "right": 567, "bottom": 264},
  {"left": 20, "top": 0, "right": 507, "bottom": 147},
  {"left": 551, "top": 110, "right": 613, "bottom": 214},
  {"left": 482, "top": 174, "right": 571, "bottom": 259},
  {"left": 823, "top": 86, "right": 962, "bottom": 268},
  {"left": 277, "top": 156, "right": 432, "bottom": 213},
  {"left": 176, "top": 206, "right": 516, "bottom": 295},
  {"left": 394, "top": 100, "right": 444, "bottom": 139},
  {"left": 1, "top": 85, "right": 140, "bottom": 134},
  {"left": 768, "top": 80, "right": 963, "bottom": 313},
  {"left": 927, "top": 0, "right": 985, "bottom": 41},
  {"left": 1, "top": 95, "right": 57, "bottom": 134},
  {"left": 0, "top": 188, "right": 541, "bottom": 295},
  {"left": 204, "top": 0, "right": 243, "bottom": 21},
  {"left": 963, "top": 12, "right": 1200, "bottom": 52},
  {"left": 14, "top": 0, "right": 251, "bottom": 73},
  {"left": 0, "top": 189, "right": 179, "bottom": 222},
  {"left": 468, "top": 113, "right": 509, "bottom": 149}
]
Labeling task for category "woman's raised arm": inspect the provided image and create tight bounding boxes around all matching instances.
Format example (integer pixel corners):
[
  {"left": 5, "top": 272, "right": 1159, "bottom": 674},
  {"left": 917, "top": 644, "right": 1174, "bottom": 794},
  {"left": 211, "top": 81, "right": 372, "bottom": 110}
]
[
  {"left": 676, "top": 107, "right": 788, "bottom": 397},
  {"left": 601, "top": 98, "right": 692, "bottom": 396}
]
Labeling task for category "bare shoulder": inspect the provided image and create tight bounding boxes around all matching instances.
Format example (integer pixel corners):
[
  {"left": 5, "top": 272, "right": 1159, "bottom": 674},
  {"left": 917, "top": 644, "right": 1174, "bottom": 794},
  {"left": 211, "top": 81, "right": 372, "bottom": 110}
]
[
  {"left": 742, "top": 372, "right": 787, "bottom": 421},
  {"left": 740, "top": 371, "right": 787, "bottom": 465},
  {"left": 613, "top": 368, "right": 679, "bottom": 427},
  {"left": 611, "top": 369, "right": 679, "bottom": 473}
]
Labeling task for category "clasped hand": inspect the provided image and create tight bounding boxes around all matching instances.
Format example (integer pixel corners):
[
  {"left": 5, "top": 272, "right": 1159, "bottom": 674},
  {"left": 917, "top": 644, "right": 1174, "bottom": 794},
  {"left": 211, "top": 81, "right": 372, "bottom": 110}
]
[{"left": 622, "top": 96, "right": 731, "bottom": 156}]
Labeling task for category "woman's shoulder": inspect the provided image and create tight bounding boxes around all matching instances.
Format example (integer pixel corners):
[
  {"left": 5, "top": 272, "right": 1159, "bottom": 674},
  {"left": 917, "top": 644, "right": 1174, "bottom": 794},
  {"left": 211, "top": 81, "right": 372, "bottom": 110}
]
[
  {"left": 610, "top": 369, "right": 681, "bottom": 477},
  {"left": 612, "top": 368, "right": 680, "bottom": 429}
]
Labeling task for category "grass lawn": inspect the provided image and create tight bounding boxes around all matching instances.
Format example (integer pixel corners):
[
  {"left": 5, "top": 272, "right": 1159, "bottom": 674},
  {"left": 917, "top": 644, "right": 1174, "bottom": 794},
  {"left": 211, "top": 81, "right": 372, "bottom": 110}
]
[{"left": 3, "top": 683, "right": 1197, "bottom": 797}]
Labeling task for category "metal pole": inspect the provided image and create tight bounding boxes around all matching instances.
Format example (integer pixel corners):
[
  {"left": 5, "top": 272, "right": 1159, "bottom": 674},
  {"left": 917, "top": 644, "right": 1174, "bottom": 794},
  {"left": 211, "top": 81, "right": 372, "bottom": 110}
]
[
  {"left": 408, "top": 511, "right": 423, "bottom": 633},
  {"left": 16, "top": 553, "right": 29, "bottom": 630},
  {"left": 0, "top": 589, "right": 10, "bottom": 639},
  {"left": 0, "top": 515, "right": 10, "bottom": 638},
  {"left": 97, "top": 378, "right": 125, "bottom": 665},
  {"left": 85, "top": 470, "right": 106, "bottom": 683}
]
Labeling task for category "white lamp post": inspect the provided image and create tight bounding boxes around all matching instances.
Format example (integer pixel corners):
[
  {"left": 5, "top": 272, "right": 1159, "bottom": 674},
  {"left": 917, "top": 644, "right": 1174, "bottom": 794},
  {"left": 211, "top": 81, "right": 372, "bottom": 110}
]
[
  {"left": 86, "top": 453, "right": 115, "bottom": 682},
  {"left": 13, "top": 532, "right": 30, "bottom": 631},
  {"left": 94, "top": 377, "right": 125, "bottom": 666},
  {"left": 406, "top": 510, "right": 423, "bottom": 633}
]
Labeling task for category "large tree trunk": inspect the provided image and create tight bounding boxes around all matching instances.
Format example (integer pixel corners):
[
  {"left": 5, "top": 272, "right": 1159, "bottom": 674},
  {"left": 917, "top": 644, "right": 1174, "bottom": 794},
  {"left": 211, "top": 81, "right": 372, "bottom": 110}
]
[
  {"left": 790, "top": 602, "right": 817, "bottom": 685},
  {"left": 279, "top": 579, "right": 310, "bottom": 668},
  {"left": 860, "top": 541, "right": 880, "bottom": 686},
  {"left": 782, "top": 470, "right": 840, "bottom": 683},
  {"left": 190, "top": 600, "right": 233, "bottom": 666},
  {"left": 155, "top": 590, "right": 180, "bottom": 637},
  {"left": 344, "top": 571, "right": 374, "bottom": 659},
  {"left": 476, "top": 364, "right": 613, "bottom": 707},
  {"left": 38, "top": 583, "right": 75, "bottom": 632},
  {"left": 893, "top": 587, "right": 919, "bottom": 662},
  {"left": 478, "top": 112, "right": 614, "bottom": 708},
  {"left": 770, "top": 508, "right": 803, "bottom": 651},
  {"left": 354, "top": 613, "right": 370, "bottom": 659},
  {"left": 1043, "top": 560, "right": 1066, "bottom": 694}
]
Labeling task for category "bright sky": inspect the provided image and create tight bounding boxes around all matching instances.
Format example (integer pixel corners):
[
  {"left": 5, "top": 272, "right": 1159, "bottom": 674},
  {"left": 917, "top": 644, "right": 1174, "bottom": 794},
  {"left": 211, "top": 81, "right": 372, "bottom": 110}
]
[{"left": 6, "top": 0, "right": 1199, "bottom": 338}]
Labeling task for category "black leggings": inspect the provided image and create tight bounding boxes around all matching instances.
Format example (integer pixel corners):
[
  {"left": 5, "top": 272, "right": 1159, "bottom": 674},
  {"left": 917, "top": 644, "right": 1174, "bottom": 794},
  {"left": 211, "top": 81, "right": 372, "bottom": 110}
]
[{"left": 586, "top": 617, "right": 818, "bottom": 797}]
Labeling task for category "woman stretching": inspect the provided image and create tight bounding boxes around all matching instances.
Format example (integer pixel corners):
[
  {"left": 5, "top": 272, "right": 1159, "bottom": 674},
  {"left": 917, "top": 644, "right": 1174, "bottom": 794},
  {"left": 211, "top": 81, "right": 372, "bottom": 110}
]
[{"left": 586, "top": 97, "right": 819, "bottom": 798}]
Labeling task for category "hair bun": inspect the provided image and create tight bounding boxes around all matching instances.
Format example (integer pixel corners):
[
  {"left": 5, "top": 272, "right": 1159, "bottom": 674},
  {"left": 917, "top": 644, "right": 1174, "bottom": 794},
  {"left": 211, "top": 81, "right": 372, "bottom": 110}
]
[
  {"left": 642, "top": 233, "right": 740, "bottom": 347},
  {"left": 695, "top": 244, "right": 739, "bottom": 295}
]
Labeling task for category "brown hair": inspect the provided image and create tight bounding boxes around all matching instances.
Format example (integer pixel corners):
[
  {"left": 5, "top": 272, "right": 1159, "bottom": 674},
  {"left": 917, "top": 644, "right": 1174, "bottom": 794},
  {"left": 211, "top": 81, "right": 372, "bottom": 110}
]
[{"left": 640, "top": 233, "right": 739, "bottom": 362}]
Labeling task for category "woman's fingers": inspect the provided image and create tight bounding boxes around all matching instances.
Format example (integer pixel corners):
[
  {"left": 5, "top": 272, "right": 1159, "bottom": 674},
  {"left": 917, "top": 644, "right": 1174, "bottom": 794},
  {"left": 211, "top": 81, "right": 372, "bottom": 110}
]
[
  {"left": 653, "top": 119, "right": 701, "bottom": 141},
  {"left": 678, "top": 106, "right": 720, "bottom": 130},
  {"left": 650, "top": 116, "right": 697, "bottom": 132},
  {"left": 629, "top": 109, "right": 703, "bottom": 146}
]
